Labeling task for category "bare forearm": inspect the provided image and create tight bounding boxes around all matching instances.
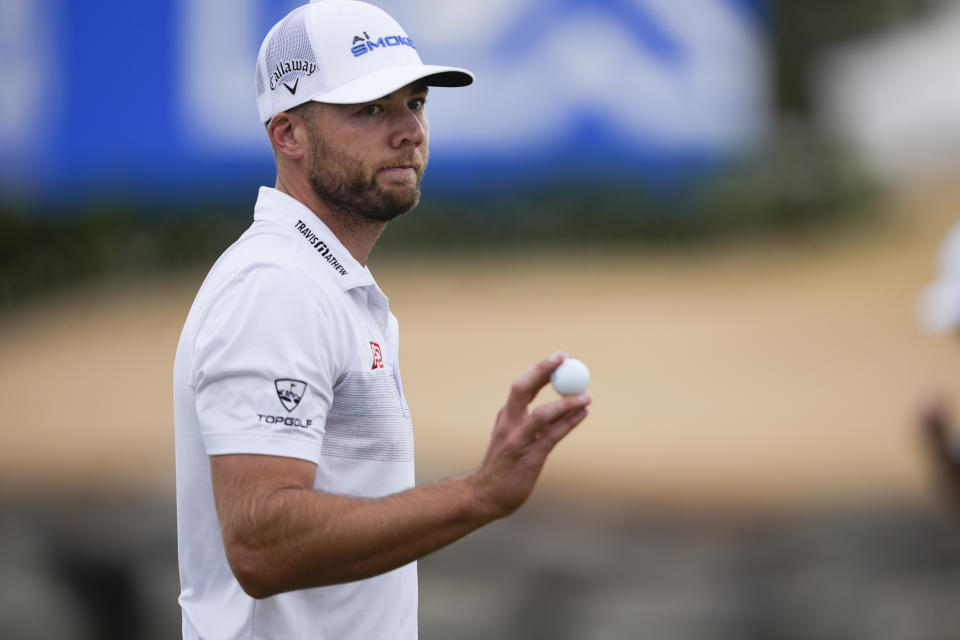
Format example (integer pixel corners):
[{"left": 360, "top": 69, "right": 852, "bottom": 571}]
[
  {"left": 226, "top": 475, "right": 494, "bottom": 597},
  {"left": 215, "top": 354, "right": 591, "bottom": 598}
]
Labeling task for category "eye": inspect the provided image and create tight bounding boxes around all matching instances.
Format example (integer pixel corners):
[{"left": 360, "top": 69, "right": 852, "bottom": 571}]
[
  {"left": 408, "top": 97, "right": 427, "bottom": 112},
  {"left": 358, "top": 104, "right": 383, "bottom": 116}
]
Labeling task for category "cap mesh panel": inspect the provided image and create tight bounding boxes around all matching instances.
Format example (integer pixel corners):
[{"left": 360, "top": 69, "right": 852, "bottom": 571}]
[{"left": 262, "top": 6, "right": 317, "bottom": 100}]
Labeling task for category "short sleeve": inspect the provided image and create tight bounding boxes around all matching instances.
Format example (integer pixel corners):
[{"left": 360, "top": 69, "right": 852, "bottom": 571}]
[{"left": 191, "top": 264, "right": 343, "bottom": 464}]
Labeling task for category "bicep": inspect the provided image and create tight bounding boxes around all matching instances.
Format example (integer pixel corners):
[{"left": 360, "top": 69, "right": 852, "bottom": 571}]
[{"left": 193, "top": 267, "right": 343, "bottom": 466}]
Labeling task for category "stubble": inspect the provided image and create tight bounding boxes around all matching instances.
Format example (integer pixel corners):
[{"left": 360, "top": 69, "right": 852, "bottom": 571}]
[{"left": 306, "top": 129, "right": 428, "bottom": 225}]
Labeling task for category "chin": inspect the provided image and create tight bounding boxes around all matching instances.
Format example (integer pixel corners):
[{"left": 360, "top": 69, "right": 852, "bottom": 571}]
[
  {"left": 385, "top": 183, "right": 420, "bottom": 205},
  {"left": 382, "top": 194, "right": 421, "bottom": 220},
  {"left": 359, "top": 186, "right": 420, "bottom": 223}
]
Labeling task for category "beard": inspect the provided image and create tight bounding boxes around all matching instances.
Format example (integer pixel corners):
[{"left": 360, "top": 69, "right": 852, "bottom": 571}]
[{"left": 306, "top": 131, "right": 428, "bottom": 224}]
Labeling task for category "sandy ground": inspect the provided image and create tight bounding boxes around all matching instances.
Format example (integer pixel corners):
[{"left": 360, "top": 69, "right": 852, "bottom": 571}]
[{"left": 3, "top": 179, "right": 960, "bottom": 509}]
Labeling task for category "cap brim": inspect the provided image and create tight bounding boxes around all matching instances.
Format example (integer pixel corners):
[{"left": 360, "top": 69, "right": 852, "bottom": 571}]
[
  {"left": 308, "top": 65, "right": 473, "bottom": 105},
  {"left": 919, "top": 281, "right": 960, "bottom": 333}
]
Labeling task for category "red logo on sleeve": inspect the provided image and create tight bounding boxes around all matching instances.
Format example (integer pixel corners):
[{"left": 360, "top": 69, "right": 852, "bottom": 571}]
[{"left": 370, "top": 342, "right": 384, "bottom": 369}]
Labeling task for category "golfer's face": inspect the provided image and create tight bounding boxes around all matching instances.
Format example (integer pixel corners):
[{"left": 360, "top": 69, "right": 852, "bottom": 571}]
[
  {"left": 319, "top": 83, "right": 430, "bottom": 189},
  {"left": 301, "top": 82, "right": 430, "bottom": 223}
]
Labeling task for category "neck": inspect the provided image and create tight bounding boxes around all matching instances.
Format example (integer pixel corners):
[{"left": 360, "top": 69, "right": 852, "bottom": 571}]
[{"left": 275, "top": 173, "right": 386, "bottom": 266}]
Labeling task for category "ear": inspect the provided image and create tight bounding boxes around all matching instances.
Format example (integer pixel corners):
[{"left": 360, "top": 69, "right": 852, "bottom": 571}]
[{"left": 267, "top": 112, "right": 306, "bottom": 160}]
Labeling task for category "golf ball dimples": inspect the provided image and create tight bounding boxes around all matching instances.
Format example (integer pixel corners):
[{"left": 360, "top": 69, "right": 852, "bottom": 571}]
[{"left": 551, "top": 358, "right": 590, "bottom": 395}]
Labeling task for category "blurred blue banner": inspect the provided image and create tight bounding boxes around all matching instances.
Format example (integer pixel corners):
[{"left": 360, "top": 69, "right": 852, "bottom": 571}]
[{"left": 0, "top": 0, "right": 768, "bottom": 206}]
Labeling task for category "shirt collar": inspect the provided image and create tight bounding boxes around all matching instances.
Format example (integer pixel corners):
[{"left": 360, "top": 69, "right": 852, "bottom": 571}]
[{"left": 253, "top": 186, "right": 377, "bottom": 291}]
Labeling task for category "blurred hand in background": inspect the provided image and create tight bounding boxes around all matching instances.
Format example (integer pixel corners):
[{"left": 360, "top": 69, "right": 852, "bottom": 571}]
[{"left": 917, "top": 392, "right": 960, "bottom": 508}]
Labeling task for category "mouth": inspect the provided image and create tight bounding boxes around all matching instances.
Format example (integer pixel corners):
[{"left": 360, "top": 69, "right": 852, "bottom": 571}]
[{"left": 377, "top": 164, "right": 419, "bottom": 179}]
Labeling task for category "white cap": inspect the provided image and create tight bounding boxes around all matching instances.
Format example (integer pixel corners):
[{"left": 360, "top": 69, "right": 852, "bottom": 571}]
[
  {"left": 919, "top": 221, "right": 960, "bottom": 333},
  {"left": 255, "top": 0, "right": 474, "bottom": 124}
]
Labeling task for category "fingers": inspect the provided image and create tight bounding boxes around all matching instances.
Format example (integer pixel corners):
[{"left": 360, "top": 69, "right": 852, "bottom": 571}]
[
  {"left": 524, "top": 393, "right": 591, "bottom": 440},
  {"left": 532, "top": 406, "right": 589, "bottom": 454},
  {"left": 503, "top": 352, "right": 565, "bottom": 420}
]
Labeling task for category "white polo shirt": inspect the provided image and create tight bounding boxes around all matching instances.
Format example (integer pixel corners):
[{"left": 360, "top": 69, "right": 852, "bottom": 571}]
[{"left": 173, "top": 187, "right": 417, "bottom": 640}]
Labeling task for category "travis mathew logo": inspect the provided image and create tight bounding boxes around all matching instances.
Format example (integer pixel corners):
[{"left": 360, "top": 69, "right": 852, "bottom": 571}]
[
  {"left": 275, "top": 378, "right": 307, "bottom": 412},
  {"left": 370, "top": 342, "right": 384, "bottom": 369},
  {"left": 269, "top": 59, "right": 316, "bottom": 92},
  {"left": 294, "top": 220, "right": 348, "bottom": 276}
]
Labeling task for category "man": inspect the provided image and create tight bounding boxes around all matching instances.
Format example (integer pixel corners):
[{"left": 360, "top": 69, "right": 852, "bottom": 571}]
[
  {"left": 172, "top": 2, "right": 592, "bottom": 638},
  {"left": 916, "top": 220, "right": 960, "bottom": 507}
]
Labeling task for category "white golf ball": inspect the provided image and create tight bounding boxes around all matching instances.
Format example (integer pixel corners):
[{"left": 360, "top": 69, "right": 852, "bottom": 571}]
[{"left": 551, "top": 358, "right": 590, "bottom": 396}]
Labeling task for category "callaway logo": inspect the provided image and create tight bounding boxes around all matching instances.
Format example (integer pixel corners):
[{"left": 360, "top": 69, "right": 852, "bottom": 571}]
[
  {"left": 275, "top": 378, "right": 306, "bottom": 412},
  {"left": 350, "top": 32, "right": 416, "bottom": 57},
  {"left": 283, "top": 78, "right": 299, "bottom": 95},
  {"left": 269, "top": 59, "right": 316, "bottom": 91}
]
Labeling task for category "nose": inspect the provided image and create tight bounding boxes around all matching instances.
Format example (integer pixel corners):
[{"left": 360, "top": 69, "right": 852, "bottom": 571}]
[{"left": 389, "top": 108, "right": 427, "bottom": 149}]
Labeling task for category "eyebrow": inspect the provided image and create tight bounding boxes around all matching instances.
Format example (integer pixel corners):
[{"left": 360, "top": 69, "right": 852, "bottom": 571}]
[{"left": 363, "top": 83, "right": 428, "bottom": 105}]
